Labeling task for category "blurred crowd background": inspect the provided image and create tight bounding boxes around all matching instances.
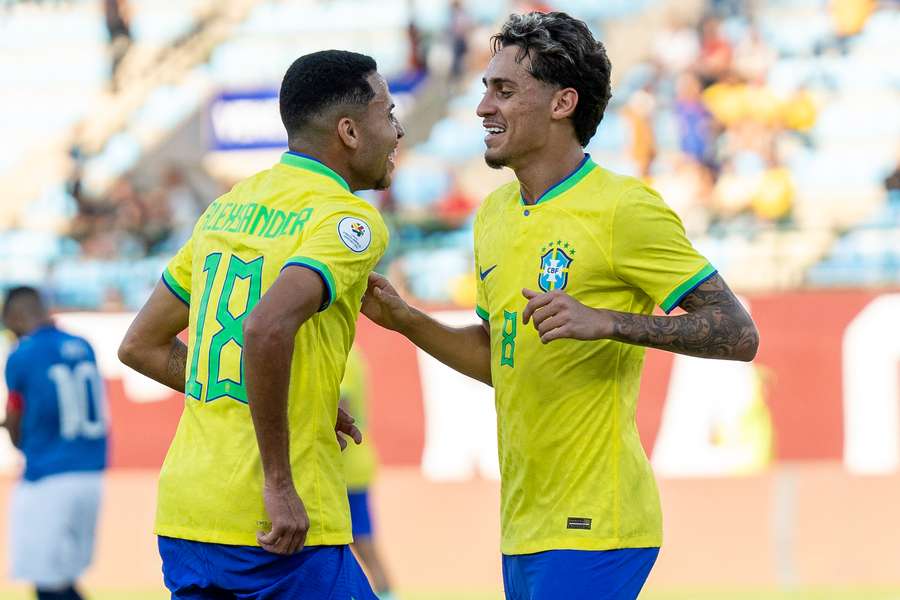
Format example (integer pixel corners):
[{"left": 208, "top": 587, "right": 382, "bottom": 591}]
[{"left": 1, "top": 0, "right": 899, "bottom": 309}]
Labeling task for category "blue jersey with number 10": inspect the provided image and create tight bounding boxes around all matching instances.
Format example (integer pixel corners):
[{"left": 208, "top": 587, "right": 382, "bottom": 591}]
[{"left": 4, "top": 325, "right": 108, "bottom": 481}]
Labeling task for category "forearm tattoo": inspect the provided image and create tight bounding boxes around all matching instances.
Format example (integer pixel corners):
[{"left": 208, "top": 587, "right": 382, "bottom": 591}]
[
  {"left": 167, "top": 338, "right": 188, "bottom": 392},
  {"left": 609, "top": 275, "right": 759, "bottom": 360}
]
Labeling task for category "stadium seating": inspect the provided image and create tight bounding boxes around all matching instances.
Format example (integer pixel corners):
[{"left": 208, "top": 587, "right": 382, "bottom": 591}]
[{"left": 1, "top": 0, "right": 899, "bottom": 307}]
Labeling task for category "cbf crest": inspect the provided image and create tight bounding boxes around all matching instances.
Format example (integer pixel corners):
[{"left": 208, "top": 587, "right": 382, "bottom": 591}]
[{"left": 538, "top": 240, "right": 576, "bottom": 292}]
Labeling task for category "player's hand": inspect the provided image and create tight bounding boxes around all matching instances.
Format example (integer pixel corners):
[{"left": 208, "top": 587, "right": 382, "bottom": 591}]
[
  {"left": 361, "top": 272, "right": 412, "bottom": 332},
  {"left": 521, "top": 288, "right": 612, "bottom": 343},
  {"left": 258, "top": 481, "right": 310, "bottom": 555},
  {"left": 335, "top": 406, "right": 362, "bottom": 451}
]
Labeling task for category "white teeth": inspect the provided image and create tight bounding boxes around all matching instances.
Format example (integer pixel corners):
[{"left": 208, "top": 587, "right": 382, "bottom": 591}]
[{"left": 485, "top": 127, "right": 505, "bottom": 134}]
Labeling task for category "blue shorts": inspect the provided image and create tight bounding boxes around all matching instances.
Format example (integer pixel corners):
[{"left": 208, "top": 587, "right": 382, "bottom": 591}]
[
  {"left": 347, "top": 490, "right": 372, "bottom": 538},
  {"left": 158, "top": 536, "right": 376, "bottom": 600},
  {"left": 502, "top": 547, "right": 660, "bottom": 600}
]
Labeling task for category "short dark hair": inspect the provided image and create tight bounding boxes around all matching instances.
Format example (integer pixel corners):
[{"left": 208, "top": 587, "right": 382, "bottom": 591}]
[
  {"left": 2, "top": 286, "right": 44, "bottom": 316},
  {"left": 491, "top": 12, "right": 612, "bottom": 147},
  {"left": 279, "top": 50, "right": 378, "bottom": 138}
]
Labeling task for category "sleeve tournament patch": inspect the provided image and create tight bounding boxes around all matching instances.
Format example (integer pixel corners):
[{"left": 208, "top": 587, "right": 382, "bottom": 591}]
[{"left": 337, "top": 216, "right": 372, "bottom": 253}]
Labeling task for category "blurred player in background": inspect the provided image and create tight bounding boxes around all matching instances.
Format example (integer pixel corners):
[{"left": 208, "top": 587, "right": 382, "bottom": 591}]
[
  {"left": 118, "top": 50, "right": 402, "bottom": 599},
  {"left": 2, "top": 287, "right": 108, "bottom": 600},
  {"left": 363, "top": 12, "right": 759, "bottom": 600},
  {"left": 340, "top": 346, "right": 397, "bottom": 600}
]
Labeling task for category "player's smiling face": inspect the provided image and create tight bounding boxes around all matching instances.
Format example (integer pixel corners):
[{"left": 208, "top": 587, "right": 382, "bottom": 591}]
[
  {"left": 355, "top": 73, "right": 404, "bottom": 190},
  {"left": 477, "top": 45, "right": 557, "bottom": 170}
]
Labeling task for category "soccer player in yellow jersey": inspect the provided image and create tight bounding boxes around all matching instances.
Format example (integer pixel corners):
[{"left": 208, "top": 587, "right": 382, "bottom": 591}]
[
  {"left": 340, "top": 347, "right": 396, "bottom": 600},
  {"left": 118, "top": 50, "right": 403, "bottom": 599},
  {"left": 362, "top": 13, "right": 759, "bottom": 600}
]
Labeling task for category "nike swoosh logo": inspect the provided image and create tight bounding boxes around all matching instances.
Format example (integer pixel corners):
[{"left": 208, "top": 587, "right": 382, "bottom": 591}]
[{"left": 479, "top": 264, "right": 498, "bottom": 280}]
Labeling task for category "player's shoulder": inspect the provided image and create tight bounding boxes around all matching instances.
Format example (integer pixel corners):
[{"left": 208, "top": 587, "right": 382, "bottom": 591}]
[
  {"left": 582, "top": 165, "right": 651, "bottom": 201},
  {"left": 475, "top": 180, "right": 519, "bottom": 224},
  {"left": 8, "top": 329, "right": 43, "bottom": 359},
  {"left": 588, "top": 166, "right": 669, "bottom": 216},
  {"left": 205, "top": 170, "right": 259, "bottom": 209},
  {"left": 316, "top": 193, "right": 388, "bottom": 236},
  {"left": 56, "top": 330, "right": 95, "bottom": 361},
  {"left": 5, "top": 326, "right": 91, "bottom": 367},
  {"left": 482, "top": 180, "right": 519, "bottom": 209},
  {"left": 36, "top": 327, "right": 95, "bottom": 363},
  {"left": 4, "top": 339, "right": 27, "bottom": 372},
  {"left": 197, "top": 166, "right": 274, "bottom": 217}
]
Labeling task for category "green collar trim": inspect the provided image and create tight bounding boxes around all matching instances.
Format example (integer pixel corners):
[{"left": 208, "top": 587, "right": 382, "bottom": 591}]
[
  {"left": 520, "top": 154, "right": 597, "bottom": 206},
  {"left": 280, "top": 152, "right": 350, "bottom": 191}
]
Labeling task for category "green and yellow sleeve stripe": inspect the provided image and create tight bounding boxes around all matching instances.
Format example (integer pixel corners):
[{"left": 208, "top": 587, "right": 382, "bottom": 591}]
[
  {"left": 282, "top": 256, "right": 336, "bottom": 311},
  {"left": 162, "top": 269, "right": 190, "bottom": 306},
  {"left": 660, "top": 264, "right": 717, "bottom": 314}
]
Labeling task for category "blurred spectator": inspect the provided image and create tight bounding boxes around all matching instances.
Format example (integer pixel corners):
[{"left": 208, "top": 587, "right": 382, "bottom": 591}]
[
  {"left": 512, "top": 0, "right": 554, "bottom": 13},
  {"left": 407, "top": 20, "right": 428, "bottom": 74},
  {"left": 66, "top": 148, "right": 86, "bottom": 212},
  {"left": 65, "top": 167, "right": 208, "bottom": 271},
  {"left": 829, "top": 0, "right": 876, "bottom": 45},
  {"left": 752, "top": 164, "right": 794, "bottom": 222},
  {"left": 702, "top": 72, "right": 781, "bottom": 129},
  {"left": 697, "top": 16, "right": 733, "bottom": 87},
  {"left": 448, "top": 0, "right": 471, "bottom": 81},
  {"left": 105, "top": 0, "right": 132, "bottom": 88},
  {"left": 161, "top": 167, "right": 204, "bottom": 248},
  {"left": 885, "top": 158, "right": 900, "bottom": 208},
  {"left": 885, "top": 160, "right": 900, "bottom": 192},
  {"left": 781, "top": 86, "right": 818, "bottom": 145},
  {"left": 675, "top": 72, "right": 715, "bottom": 167},
  {"left": 435, "top": 183, "right": 477, "bottom": 225},
  {"left": 710, "top": 0, "right": 743, "bottom": 18},
  {"left": 652, "top": 156, "right": 714, "bottom": 236},
  {"left": 653, "top": 14, "right": 700, "bottom": 75},
  {"left": 621, "top": 87, "right": 657, "bottom": 179},
  {"left": 712, "top": 149, "right": 765, "bottom": 217},
  {"left": 732, "top": 26, "right": 776, "bottom": 84}
]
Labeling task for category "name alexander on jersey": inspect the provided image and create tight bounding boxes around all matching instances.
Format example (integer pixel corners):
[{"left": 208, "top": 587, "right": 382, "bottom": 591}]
[{"left": 199, "top": 201, "right": 315, "bottom": 239}]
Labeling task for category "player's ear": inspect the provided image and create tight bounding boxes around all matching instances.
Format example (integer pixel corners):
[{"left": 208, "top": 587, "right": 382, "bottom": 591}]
[
  {"left": 551, "top": 87, "right": 578, "bottom": 121},
  {"left": 337, "top": 116, "right": 361, "bottom": 150}
]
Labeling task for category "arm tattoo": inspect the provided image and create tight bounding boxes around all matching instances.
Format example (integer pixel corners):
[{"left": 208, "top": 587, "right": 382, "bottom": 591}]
[
  {"left": 167, "top": 338, "right": 188, "bottom": 393},
  {"left": 608, "top": 275, "right": 759, "bottom": 360}
]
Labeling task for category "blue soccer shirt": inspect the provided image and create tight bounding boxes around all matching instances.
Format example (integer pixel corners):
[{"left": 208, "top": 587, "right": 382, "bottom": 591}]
[{"left": 5, "top": 324, "right": 108, "bottom": 481}]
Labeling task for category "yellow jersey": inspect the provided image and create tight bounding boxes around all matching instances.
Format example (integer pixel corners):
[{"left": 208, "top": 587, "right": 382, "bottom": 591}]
[
  {"left": 156, "top": 151, "right": 389, "bottom": 546},
  {"left": 474, "top": 155, "right": 713, "bottom": 555},
  {"left": 341, "top": 346, "right": 377, "bottom": 491}
]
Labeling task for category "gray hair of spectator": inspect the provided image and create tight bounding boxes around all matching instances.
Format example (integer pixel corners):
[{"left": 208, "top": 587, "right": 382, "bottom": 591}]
[{"left": 491, "top": 12, "right": 612, "bottom": 147}]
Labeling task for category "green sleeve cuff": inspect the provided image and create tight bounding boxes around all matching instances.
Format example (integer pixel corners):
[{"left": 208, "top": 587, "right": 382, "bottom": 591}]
[
  {"left": 282, "top": 256, "right": 336, "bottom": 311},
  {"left": 162, "top": 269, "right": 190, "bottom": 306},
  {"left": 660, "top": 263, "right": 717, "bottom": 313},
  {"left": 475, "top": 305, "right": 489, "bottom": 321}
]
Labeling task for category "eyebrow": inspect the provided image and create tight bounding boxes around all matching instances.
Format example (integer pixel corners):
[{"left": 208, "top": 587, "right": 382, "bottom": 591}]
[{"left": 482, "top": 77, "right": 517, "bottom": 88}]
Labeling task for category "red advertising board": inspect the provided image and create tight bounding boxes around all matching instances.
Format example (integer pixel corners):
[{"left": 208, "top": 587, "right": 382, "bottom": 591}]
[{"left": 69, "top": 290, "right": 899, "bottom": 472}]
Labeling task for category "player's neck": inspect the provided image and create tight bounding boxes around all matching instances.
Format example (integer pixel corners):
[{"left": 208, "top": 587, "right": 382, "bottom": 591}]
[
  {"left": 515, "top": 145, "right": 586, "bottom": 205},
  {"left": 286, "top": 145, "right": 358, "bottom": 191},
  {"left": 18, "top": 316, "right": 52, "bottom": 338}
]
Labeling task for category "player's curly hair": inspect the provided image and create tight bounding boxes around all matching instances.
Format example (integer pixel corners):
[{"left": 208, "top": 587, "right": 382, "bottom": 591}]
[
  {"left": 279, "top": 50, "right": 377, "bottom": 138},
  {"left": 491, "top": 12, "right": 612, "bottom": 147}
]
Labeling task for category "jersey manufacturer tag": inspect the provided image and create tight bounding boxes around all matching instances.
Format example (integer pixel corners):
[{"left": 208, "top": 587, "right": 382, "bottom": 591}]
[{"left": 567, "top": 517, "right": 592, "bottom": 530}]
